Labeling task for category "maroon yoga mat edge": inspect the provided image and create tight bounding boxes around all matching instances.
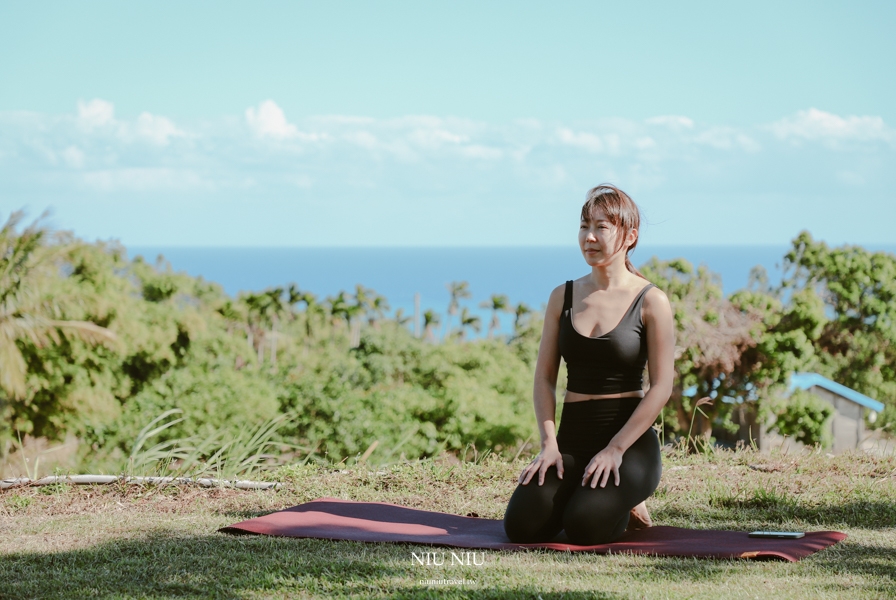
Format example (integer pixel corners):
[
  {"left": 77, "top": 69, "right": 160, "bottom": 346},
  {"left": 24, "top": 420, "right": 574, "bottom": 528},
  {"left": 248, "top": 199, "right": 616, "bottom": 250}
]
[{"left": 218, "top": 497, "right": 847, "bottom": 562}]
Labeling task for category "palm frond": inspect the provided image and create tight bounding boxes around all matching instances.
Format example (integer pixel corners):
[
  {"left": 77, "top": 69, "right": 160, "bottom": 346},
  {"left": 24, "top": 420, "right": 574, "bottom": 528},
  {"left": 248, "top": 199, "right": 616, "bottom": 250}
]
[
  {"left": 50, "top": 319, "right": 118, "bottom": 347},
  {"left": 0, "top": 332, "right": 27, "bottom": 398}
]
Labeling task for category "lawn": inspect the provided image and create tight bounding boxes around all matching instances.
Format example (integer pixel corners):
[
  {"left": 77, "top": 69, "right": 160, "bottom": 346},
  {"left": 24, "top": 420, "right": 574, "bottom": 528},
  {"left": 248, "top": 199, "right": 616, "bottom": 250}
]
[{"left": 2, "top": 448, "right": 894, "bottom": 599}]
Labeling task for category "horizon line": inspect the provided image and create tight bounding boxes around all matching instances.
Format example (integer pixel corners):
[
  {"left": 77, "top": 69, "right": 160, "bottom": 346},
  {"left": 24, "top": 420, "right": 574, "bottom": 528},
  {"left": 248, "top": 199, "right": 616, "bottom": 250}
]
[{"left": 123, "top": 242, "right": 896, "bottom": 250}]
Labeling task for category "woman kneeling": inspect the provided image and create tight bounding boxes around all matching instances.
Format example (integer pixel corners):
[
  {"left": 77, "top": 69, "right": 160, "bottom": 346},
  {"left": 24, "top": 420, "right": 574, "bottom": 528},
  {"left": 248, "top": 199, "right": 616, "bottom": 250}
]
[{"left": 504, "top": 184, "right": 674, "bottom": 545}]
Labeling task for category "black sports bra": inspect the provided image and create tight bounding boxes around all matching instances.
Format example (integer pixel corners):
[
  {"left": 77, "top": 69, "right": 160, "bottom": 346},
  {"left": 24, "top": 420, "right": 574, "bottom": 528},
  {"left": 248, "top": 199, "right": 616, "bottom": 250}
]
[{"left": 558, "top": 280, "right": 654, "bottom": 395}]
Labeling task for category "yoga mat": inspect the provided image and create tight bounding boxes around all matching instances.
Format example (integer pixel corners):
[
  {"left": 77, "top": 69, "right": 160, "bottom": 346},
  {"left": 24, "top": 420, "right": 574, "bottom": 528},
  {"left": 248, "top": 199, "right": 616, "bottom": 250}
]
[{"left": 220, "top": 497, "right": 845, "bottom": 562}]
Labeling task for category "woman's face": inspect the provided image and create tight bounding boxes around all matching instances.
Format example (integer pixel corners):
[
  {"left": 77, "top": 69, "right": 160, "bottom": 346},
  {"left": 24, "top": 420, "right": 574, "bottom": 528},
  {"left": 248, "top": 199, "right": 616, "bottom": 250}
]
[{"left": 578, "top": 207, "right": 634, "bottom": 267}]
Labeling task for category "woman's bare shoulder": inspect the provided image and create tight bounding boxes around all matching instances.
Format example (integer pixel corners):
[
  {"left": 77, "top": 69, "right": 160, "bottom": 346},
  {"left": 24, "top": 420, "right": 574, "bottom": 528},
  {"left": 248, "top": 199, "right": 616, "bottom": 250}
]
[
  {"left": 544, "top": 282, "right": 568, "bottom": 316},
  {"left": 642, "top": 284, "right": 672, "bottom": 316}
]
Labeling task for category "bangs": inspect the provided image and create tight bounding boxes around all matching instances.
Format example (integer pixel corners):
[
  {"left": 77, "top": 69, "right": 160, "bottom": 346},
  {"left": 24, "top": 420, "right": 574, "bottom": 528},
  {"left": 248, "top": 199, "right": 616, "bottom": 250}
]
[
  {"left": 581, "top": 199, "right": 623, "bottom": 226},
  {"left": 581, "top": 184, "right": 642, "bottom": 252},
  {"left": 581, "top": 185, "right": 638, "bottom": 230}
]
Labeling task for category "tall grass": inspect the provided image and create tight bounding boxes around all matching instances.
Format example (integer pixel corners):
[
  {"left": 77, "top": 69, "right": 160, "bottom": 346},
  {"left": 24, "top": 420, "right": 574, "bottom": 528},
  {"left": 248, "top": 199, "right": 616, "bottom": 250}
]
[{"left": 125, "top": 409, "right": 306, "bottom": 480}]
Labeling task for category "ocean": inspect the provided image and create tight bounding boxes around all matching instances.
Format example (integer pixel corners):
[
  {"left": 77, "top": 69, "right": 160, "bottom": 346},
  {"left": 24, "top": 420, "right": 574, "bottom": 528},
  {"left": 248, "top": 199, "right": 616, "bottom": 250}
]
[{"left": 126, "top": 245, "right": 838, "bottom": 335}]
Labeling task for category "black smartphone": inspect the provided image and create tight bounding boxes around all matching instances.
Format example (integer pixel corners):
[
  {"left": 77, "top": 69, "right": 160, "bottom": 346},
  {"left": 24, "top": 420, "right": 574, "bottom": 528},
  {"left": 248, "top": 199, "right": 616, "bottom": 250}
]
[{"left": 748, "top": 531, "right": 805, "bottom": 539}]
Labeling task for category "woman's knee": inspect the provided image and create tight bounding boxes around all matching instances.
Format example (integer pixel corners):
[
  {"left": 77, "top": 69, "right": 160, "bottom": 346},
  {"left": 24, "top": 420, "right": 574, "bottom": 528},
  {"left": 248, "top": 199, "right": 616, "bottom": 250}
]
[
  {"left": 503, "top": 459, "right": 576, "bottom": 543},
  {"left": 503, "top": 495, "right": 562, "bottom": 543},
  {"left": 563, "top": 512, "right": 628, "bottom": 545},
  {"left": 620, "top": 430, "right": 662, "bottom": 495},
  {"left": 561, "top": 489, "right": 629, "bottom": 545}
]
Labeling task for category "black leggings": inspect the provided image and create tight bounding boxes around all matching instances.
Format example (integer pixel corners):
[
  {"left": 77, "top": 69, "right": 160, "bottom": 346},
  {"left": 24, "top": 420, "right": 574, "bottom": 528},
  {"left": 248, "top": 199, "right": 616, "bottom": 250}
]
[{"left": 503, "top": 398, "right": 661, "bottom": 545}]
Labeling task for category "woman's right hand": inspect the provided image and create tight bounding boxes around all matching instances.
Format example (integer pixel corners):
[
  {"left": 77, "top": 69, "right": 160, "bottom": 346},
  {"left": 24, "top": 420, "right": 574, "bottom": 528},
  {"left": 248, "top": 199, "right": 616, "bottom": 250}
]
[{"left": 518, "top": 444, "right": 564, "bottom": 486}]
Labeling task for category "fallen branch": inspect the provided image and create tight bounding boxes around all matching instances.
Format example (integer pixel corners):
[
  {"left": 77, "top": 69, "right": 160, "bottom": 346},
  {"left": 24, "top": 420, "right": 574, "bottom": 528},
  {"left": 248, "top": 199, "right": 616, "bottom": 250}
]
[{"left": 0, "top": 475, "right": 280, "bottom": 490}]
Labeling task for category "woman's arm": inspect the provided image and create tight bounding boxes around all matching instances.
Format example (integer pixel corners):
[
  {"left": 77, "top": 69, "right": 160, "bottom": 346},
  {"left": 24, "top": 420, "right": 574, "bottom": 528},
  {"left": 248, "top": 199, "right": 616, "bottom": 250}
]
[
  {"left": 518, "top": 284, "right": 565, "bottom": 486},
  {"left": 581, "top": 286, "right": 675, "bottom": 488}
]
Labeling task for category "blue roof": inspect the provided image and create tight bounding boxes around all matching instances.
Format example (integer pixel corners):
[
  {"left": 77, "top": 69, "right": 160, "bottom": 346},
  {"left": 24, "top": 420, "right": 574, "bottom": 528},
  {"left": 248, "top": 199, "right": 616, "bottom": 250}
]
[{"left": 789, "top": 372, "right": 885, "bottom": 412}]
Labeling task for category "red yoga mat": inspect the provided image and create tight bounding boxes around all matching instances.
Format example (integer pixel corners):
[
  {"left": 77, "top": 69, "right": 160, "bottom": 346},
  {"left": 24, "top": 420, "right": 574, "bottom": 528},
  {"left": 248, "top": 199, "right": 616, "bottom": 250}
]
[{"left": 220, "top": 497, "right": 845, "bottom": 562}]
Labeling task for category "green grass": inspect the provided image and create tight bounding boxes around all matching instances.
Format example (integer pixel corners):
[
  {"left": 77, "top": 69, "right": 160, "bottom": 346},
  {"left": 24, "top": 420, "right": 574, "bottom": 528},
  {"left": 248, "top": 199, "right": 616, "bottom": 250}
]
[{"left": 2, "top": 448, "right": 895, "bottom": 599}]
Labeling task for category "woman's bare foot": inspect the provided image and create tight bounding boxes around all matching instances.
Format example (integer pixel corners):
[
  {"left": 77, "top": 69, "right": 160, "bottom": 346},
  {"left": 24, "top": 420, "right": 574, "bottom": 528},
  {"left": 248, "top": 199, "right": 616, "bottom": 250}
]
[{"left": 627, "top": 501, "right": 652, "bottom": 531}]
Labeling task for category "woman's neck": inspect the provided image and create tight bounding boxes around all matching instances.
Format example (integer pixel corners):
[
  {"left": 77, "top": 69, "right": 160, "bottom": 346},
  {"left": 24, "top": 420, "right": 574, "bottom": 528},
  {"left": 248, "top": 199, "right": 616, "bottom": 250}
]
[{"left": 588, "top": 254, "right": 633, "bottom": 290}]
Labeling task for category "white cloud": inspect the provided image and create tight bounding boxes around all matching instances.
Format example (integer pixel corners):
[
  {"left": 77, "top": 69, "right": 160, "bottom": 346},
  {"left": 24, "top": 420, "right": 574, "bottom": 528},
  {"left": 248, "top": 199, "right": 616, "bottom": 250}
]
[
  {"left": 245, "top": 100, "right": 299, "bottom": 139},
  {"left": 603, "top": 133, "right": 622, "bottom": 155},
  {"left": 556, "top": 118, "right": 763, "bottom": 157},
  {"left": 245, "top": 100, "right": 327, "bottom": 142},
  {"left": 134, "top": 112, "right": 184, "bottom": 145},
  {"left": 389, "top": 115, "right": 445, "bottom": 129},
  {"left": 693, "top": 127, "right": 760, "bottom": 152},
  {"left": 289, "top": 174, "right": 313, "bottom": 188},
  {"left": 83, "top": 168, "right": 209, "bottom": 192},
  {"left": 557, "top": 128, "right": 604, "bottom": 152},
  {"left": 338, "top": 117, "right": 499, "bottom": 159},
  {"left": 5, "top": 103, "right": 894, "bottom": 247},
  {"left": 634, "top": 137, "right": 657, "bottom": 150},
  {"left": 514, "top": 118, "right": 542, "bottom": 130},
  {"left": 533, "top": 164, "right": 569, "bottom": 186},
  {"left": 646, "top": 115, "right": 694, "bottom": 129},
  {"left": 769, "top": 108, "right": 893, "bottom": 146},
  {"left": 460, "top": 145, "right": 502, "bottom": 160},
  {"left": 77, "top": 99, "right": 115, "bottom": 128},
  {"left": 408, "top": 127, "right": 468, "bottom": 148},
  {"left": 74, "top": 99, "right": 185, "bottom": 146},
  {"left": 311, "top": 115, "right": 376, "bottom": 126},
  {"left": 344, "top": 131, "right": 379, "bottom": 149},
  {"left": 509, "top": 145, "right": 532, "bottom": 162},
  {"left": 61, "top": 146, "right": 85, "bottom": 168}
]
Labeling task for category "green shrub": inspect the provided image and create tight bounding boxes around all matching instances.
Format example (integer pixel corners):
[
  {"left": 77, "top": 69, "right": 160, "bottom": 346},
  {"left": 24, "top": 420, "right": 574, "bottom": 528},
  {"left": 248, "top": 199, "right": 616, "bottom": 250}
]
[{"left": 770, "top": 388, "right": 834, "bottom": 447}]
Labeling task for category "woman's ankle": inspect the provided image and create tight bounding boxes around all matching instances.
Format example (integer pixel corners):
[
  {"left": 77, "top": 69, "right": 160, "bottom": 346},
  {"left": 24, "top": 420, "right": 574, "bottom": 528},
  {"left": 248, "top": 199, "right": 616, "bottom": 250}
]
[{"left": 627, "top": 501, "right": 652, "bottom": 531}]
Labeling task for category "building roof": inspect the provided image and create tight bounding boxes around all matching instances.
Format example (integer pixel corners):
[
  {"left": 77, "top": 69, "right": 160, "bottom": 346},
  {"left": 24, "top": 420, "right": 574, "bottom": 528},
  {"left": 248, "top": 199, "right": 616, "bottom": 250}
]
[{"left": 789, "top": 372, "right": 885, "bottom": 412}]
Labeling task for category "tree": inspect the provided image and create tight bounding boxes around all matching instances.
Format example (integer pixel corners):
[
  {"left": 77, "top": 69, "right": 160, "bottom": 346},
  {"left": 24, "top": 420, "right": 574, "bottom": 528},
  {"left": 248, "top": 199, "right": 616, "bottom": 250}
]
[
  {"left": 240, "top": 291, "right": 274, "bottom": 364},
  {"left": 457, "top": 307, "right": 482, "bottom": 341},
  {"left": 422, "top": 309, "right": 441, "bottom": 343},
  {"left": 0, "top": 212, "right": 117, "bottom": 449},
  {"left": 326, "top": 291, "right": 352, "bottom": 329},
  {"left": 481, "top": 294, "right": 510, "bottom": 339},
  {"left": 367, "top": 292, "right": 390, "bottom": 327},
  {"left": 444, "top": 281, "right": 471, "bottom": 339},
  {"left": 215, "top": 299, "right": 252, "bottom": 368},
  {"left": 347, "top": 304, "right": 363, "bottom": 347},
  {"left": 639, "top": 257, "right": 762, "bottom": 440},
  {"left": 353, "top": 284, "right": 372, "bottom": 314},
  {"left": 285, "top": 283, "right": 303, "bottom": 311},
  {"left": 349, "top": 285, "right": 375, "bottom": 347},
  {"left": 0, "top": 213, "right": 118, "bottom": 398},
  {"left": 393, "top": 308, "right": 412, "bottom": 327},
  {"left": 263, "top": 287, "right": 291, "bottom": 367},
  {"left": 512, "top": 302, "right": 533, "bottom": 336},
  {"left": 779, "top": 231, "right": 896, "bottom": 426},
  {"left": 298, "top": 291, "right": 326, "bottom": 341}
]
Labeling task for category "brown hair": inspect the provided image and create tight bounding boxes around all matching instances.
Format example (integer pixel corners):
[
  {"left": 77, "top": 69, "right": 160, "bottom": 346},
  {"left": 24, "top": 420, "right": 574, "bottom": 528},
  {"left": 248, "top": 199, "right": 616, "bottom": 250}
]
[{"left": 581, "top": 184, "right": 645, "bottom": 278}]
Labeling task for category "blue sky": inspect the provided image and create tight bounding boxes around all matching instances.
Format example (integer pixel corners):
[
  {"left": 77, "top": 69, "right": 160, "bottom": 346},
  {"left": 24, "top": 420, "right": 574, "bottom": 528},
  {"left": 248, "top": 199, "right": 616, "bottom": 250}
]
[{"left": 1, "top": 1, "right": 894, "bottom": 246}]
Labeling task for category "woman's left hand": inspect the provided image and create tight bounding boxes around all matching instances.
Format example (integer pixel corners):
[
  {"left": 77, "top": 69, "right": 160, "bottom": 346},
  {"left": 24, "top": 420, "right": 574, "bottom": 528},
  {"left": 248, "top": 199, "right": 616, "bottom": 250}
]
[{"left": 582, "top": 446, "right": 624, "bottom": 488}]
